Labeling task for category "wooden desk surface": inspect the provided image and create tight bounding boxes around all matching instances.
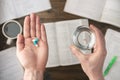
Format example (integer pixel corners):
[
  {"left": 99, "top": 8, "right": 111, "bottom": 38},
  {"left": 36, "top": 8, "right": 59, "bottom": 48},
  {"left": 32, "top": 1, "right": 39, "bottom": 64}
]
[{"left": 0, "top": 0, "right": 120, "bottom": 80}]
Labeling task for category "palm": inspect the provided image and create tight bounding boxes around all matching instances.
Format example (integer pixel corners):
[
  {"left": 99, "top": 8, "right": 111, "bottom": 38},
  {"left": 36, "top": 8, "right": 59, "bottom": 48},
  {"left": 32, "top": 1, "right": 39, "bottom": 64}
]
[{"left": 16, "top": 14, "right": 48, "bottom": 71}]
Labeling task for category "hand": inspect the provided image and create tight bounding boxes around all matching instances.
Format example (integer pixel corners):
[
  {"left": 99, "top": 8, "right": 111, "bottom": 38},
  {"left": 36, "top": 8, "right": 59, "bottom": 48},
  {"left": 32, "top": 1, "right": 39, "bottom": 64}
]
[
  {"left": 16, "top": 13, "right": 48, "bottom": 80},
  {"left": 70, "top": 25, "right": 107, "bottom": 80}
]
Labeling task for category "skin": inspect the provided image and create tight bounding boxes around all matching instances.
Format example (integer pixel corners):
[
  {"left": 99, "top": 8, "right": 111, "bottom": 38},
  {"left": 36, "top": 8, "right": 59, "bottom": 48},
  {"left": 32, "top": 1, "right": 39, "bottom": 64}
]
[
  {"left": 70, "top": 25, "right": 107, "bottom": 80},
  {"left": 16, "top": 13, "right": 48, "bottom": 80},
  {"left": 16, "top": 13, "right": 107, "bottom": 80}
]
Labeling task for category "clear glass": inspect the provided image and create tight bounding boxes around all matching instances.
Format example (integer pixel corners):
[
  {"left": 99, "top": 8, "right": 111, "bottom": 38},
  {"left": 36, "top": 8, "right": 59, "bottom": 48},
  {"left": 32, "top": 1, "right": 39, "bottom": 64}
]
[{"left": 73, "top": 26, "right": 95, "bottom": 50}]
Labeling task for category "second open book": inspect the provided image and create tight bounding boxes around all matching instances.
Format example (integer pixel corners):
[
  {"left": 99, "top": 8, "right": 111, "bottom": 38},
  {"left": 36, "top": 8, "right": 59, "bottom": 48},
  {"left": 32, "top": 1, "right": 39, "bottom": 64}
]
[{"left": 64, "top": 0, "right": 120, "bottom": 27}]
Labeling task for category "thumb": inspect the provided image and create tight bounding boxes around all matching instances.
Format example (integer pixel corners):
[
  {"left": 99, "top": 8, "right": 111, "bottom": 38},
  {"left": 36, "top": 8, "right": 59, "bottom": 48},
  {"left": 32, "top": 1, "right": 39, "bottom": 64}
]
[
  {"left": 70, "top": 45, "right": 85, "bottom": 60},
  {"left": 16, "top": 34, "right": 24, "bottom": 52}
]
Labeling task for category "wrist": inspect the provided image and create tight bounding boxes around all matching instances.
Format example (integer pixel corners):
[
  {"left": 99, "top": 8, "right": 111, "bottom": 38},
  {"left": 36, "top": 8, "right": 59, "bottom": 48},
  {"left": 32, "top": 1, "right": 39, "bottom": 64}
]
[
  {"left": 24, "top": 69, "right": 44, "bottom": 80},
  {"left": 88, "top": 72, "right": 104, "bottom": 80}
]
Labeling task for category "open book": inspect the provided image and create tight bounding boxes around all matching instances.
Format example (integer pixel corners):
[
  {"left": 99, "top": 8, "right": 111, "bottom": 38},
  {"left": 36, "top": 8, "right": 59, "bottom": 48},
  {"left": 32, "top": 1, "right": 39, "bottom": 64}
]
[
  {"left": 103, "top": 29, "right": 120, "bottom": 80},
  {"left": 0, "top": 0, "right": 51, "bottom": 24},
  {"left": 45, "top": 19, "right": 89, "bottom": 67},
  {"left": 64, "top": 0, "right": 120, "bottom": 27}
]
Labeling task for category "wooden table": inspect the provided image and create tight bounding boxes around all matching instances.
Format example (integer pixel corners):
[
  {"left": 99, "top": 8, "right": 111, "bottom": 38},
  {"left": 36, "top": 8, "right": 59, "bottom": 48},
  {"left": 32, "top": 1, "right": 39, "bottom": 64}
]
[{"left": 0, "top": 0, "right": 120, "bottom": 80}]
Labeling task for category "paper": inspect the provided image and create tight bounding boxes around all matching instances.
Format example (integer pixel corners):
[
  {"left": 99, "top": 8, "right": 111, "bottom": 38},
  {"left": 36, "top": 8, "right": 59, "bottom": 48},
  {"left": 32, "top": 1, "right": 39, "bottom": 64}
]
[
  {"left": 0, "top": 47, "right": 23, "bottom": 80},
  {"left": 45, "top": 23, "right": 60, "bottom": 67},
  {"left": 64, "top": 0, "right": 106, "bottom": 21},
  {"left": 101, "top": 0, "right": 120, "bottom": 27},
  {"left": 103, "top": 29, "right": 120, "bottom": 80},
  {"left": 0, "top": 0, "right": 51, "bottom": 24}
]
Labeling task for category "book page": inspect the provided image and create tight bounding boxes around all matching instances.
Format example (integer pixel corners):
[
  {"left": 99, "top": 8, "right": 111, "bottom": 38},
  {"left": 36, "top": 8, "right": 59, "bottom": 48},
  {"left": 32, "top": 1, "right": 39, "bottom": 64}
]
[
  {"left": 0, "top": 0, "right": 16, "bottom": 24},
  {"left": 101, "top": 0, "right": 120, "bottom": 27},
  {"left": 0, "top": 47, "right": 23, "bottom": 80},
  {"left": 45, "top": 23, "right": 60, "bottom": 67},
  {"left": 0, "top": 0, "right": 51, "bottom": 24},
  {"left": 55, "top": 19, "right": 89, "bottom": 66},
  {"left": 64, "top": 0, "right": 106, "bottom": 21},
  {"left": 103, "top": 29, "right": 120, "bottom": 80}
]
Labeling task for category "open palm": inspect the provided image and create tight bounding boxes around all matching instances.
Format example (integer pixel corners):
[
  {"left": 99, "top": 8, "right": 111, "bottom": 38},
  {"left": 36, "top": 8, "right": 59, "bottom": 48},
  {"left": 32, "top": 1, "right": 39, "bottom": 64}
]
[{"left": 16, "top": 14, "right": 48, "bottom": 72}]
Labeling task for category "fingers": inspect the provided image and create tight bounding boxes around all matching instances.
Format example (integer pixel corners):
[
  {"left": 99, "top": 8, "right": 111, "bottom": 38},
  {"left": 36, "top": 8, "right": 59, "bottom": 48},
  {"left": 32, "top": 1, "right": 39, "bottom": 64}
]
[
  {"left": 35, "top": 15, "right": 47, "bottom": 41},
  {"left": 70, "top": 45, "right": 85, "bottom": 61},
  {"left": 90, "top": 25, "right": 105, "bottom": 49},
  {"left": 23, "top": 13, "right": 47, "bottom": 42},
  {"left": 23, "top": 16, "right": 30, "bottom": 38},
  {"left": 30, "top": 13, "right": 36, "bottom": 38},
  {"left": 16, "top": 34, "right": 24, "bottom": 52},
  {"left": 36, "top": 15, "right": 41, "bottom": 38},
  {"left": 41, "top": 24, "right": 47, "bottom": 42},
  {"left": 89, "top": 24, "right": 106, "bottom": 57}
]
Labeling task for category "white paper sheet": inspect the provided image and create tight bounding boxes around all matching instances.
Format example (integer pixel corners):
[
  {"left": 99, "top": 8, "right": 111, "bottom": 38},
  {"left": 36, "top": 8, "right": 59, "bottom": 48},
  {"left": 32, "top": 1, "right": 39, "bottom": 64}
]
[
  {"left": 45, "top": 23, "right": 60, "bottom": 67},
  {"left": 0, "top": 47, "right": 23, "bottom": 80},
  {"left": 103, "top": 29, "right": 120, "bottom": 80},
  {"left": 0, "top": 0, "right": 51, "bottom": 24}
]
